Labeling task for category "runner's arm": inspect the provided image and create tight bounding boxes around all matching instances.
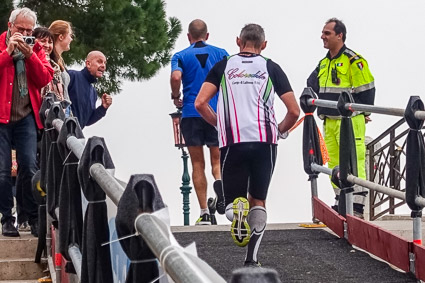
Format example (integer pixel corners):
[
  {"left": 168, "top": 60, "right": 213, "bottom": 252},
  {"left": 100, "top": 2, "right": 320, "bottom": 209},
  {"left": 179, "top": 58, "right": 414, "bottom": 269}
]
[{"left": 278, "top": 91, "right": 300, "bottom": 134}]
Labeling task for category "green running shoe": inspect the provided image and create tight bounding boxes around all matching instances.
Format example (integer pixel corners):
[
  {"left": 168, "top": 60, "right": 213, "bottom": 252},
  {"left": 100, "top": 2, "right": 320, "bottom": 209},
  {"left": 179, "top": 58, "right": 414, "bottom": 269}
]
[{"left": 231, "top": 197, "right": 250, "bottom": 247}]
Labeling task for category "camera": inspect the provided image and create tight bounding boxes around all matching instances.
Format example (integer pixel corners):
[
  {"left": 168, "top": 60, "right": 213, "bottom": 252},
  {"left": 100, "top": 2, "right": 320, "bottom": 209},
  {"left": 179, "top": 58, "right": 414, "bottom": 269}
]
[{"left": 23, "top": 36, "right": 35, "bottom": 45}]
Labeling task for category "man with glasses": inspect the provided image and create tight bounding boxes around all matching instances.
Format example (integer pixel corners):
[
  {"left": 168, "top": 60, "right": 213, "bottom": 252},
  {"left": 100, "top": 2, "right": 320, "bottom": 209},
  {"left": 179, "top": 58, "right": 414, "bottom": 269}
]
[
  {"left": 307, "top": 18, "right": 375, "bottom": 219},
  {"left": 0, "top": 7, "right": 53, "bottom": 237}
]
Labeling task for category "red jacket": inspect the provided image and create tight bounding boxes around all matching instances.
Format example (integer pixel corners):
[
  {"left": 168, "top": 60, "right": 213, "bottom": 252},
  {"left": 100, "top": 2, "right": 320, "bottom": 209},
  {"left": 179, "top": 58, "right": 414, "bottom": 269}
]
[{"left": 0, "top": 31, "right": 53, "bottom": 129}]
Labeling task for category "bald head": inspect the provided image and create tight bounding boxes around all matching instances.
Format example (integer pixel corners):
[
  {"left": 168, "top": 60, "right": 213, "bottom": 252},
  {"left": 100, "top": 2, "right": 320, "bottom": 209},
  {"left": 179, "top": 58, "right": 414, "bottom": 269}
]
[
  {"left": 86, "top": 51, "right": 105, "bottom": 61},
  {"left": 85, "top": 51, "right": 106, "bottom": 78},
  {"left": 188, "top": 19, "right": 208, "bottom": 42}
]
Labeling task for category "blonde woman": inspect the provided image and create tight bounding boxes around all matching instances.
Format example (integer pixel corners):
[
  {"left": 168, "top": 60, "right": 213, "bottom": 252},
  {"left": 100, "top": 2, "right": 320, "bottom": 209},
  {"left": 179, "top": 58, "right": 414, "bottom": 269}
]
[{"left": 48, "top": 20, "right": 74, "bottom": 115}]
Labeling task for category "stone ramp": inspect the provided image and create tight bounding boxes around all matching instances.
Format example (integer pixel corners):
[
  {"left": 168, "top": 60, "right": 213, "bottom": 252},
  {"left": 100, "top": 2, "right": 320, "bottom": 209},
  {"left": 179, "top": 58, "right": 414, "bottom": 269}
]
[{"left": 172, "top": 224, "right": 417, "bottom": 283}]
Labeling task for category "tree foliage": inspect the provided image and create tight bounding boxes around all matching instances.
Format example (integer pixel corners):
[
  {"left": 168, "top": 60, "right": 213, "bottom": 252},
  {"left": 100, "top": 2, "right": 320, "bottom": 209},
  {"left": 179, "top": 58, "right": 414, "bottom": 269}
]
[
  {"left": 0, "top": 0, "right": 14, "bottom": 31},
  {"left": 19, "top": 0, "right": 182, "bottom": 94}
]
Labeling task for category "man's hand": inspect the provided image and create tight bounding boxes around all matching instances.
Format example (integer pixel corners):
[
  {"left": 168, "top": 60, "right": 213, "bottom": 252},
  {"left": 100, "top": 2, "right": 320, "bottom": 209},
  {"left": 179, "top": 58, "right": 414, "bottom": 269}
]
[
  {"left": 17, "top": 40, "right": 34, "bottom": 58},
  {"left": 365, "top": 115, "right": 372, "bottom": 124},
  {"left": 173, "top": 98, "right": 182, "bottom": 108},
  {"left": 6, "top": 33, "right": 22, "bottom": 55},
  {"left": 101, "top": 93, "right": 112, "bottom": 109}
]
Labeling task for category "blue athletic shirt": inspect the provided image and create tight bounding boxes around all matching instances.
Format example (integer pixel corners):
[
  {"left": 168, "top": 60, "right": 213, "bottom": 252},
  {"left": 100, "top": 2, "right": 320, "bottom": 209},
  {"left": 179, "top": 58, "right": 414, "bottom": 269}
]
[{"left": 171, "top": 41, "right": 228, "bottom": 118}]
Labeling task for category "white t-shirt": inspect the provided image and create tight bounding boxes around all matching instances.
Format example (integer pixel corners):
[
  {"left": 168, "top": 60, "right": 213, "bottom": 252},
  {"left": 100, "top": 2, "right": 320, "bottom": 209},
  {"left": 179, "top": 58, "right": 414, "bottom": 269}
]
[{"left": 205, "top": 53, "right": 292, "bottom": 148}]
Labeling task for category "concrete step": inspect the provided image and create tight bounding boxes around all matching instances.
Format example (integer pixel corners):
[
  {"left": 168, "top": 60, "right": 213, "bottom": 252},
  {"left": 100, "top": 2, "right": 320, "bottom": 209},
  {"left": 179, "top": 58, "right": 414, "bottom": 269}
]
[
  {"left": 0, "top": 233, "right": 38, "bottom": 259},
  {"left": 0, "top": 258, "right": 48, "bottom": 281},
  {"left": 0, "top": 232, "right": 47, "bottom": 281}
]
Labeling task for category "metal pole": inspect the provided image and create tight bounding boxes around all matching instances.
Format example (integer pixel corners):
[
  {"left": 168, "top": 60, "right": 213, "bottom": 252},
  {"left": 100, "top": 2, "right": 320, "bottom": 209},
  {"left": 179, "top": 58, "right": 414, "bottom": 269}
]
[
  {"left": 346, "top": 192, "right": 353, "bottom": 216},
  {"left": 311, "top": 163, "right": 332, "bottom": 175},
  {"left": 134, "top": 214, "right": 225, "bottom": 283},
  {"left": 66, "top": 136, "right": 85, "bottom": 160},
  {"left": 55, "top": 228, "right": 61, "bottom": 283},
  {"left": 46, "top": 213, "right": 52, "bottom": 257},
  {"left": 89, "top": 163, "right": 125, "bottom": 206},
  {"left": 309, "top": 175, "right": 319, "bottom": 223},
  {"left": 311, "top": 163, "right": 406, "bottom": 200},
  {"left": 412, "top": 217, "right": 423, "bottom": 245},
  {"left": 68, "top": 245, "right": 82, "bottom": 279},
  {"left": 307, "top": 97, "right": 425, "bottom": 121},
  {"left": 347, "top": 175, "right": 406, "bottom": 200},
  {"left": 307, "top": 98, "right": 405, "bottom": 117},
  {"left": 414, "top": 110, "right": 425, "bottom": 120},
  {"left": 52, "top": 118, "right": 63, "bottom": 132},
  {"left": 180, "top": 149, "right": 192, "bottom": 226},
  {"left": 415, "top": 196, "right": 425, "bottom": 207}
]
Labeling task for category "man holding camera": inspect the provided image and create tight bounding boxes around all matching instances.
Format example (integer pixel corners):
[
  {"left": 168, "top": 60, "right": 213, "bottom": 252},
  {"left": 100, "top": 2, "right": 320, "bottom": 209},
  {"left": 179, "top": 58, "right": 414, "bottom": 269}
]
[{"left": 0, "top": 7, "right": 53, "bottom": 237}]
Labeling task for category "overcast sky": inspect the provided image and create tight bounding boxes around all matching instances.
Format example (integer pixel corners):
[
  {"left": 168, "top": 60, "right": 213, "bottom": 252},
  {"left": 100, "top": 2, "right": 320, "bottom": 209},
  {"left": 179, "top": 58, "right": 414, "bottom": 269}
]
[{"left": 81, "top": 0, "right": 425, "bottom": 226}]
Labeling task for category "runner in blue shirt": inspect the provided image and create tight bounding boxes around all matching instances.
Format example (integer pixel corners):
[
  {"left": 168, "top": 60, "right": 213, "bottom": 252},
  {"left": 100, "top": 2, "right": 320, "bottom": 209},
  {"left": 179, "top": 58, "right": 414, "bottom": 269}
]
[{"left": 170, "top": 19, "right": 228, "bottom": 225}]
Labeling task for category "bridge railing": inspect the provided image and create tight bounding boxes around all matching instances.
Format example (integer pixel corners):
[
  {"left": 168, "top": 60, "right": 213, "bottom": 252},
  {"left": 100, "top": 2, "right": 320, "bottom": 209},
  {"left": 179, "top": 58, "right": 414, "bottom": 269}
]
[
  {"left": 300, "top": 87, "right": 425, "bottom": 280},
  {"left": 38, "top": 94, "right": 225, "bottom": 283}
]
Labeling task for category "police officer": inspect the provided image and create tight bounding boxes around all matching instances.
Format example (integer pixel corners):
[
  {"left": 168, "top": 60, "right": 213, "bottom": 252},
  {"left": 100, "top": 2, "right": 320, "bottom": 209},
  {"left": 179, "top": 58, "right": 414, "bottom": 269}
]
[{"left": 307, "top": 18, "right": 375, "bottom": 218}]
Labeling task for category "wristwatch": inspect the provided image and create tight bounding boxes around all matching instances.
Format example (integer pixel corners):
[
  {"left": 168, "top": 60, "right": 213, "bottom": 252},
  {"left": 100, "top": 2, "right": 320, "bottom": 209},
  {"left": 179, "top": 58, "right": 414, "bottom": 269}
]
[{"left": 171, "top": 92, "right": 181, "bottom": 100}]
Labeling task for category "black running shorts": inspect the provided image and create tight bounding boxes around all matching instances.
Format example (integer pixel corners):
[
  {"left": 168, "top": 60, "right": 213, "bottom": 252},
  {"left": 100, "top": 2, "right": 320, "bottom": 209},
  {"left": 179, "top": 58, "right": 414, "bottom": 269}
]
[
  {"left": 180, "top": 117, "right": 219, "bottom": 147},
  {"left": 220, "top": 142, "right": 277, "bottom": 204}
]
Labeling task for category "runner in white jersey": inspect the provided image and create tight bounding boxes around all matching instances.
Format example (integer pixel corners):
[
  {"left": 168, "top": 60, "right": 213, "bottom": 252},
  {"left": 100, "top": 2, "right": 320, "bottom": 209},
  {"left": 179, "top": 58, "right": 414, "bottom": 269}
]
[{"left": 195, "top": 23, "right": 300, "bottom": 267}]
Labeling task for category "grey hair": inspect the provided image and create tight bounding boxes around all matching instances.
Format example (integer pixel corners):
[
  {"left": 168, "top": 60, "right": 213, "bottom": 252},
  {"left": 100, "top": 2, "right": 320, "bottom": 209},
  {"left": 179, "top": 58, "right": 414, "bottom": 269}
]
[
  {"left": 239, "top": 23, "right": 265, "bottom": 49},
  {"left": 9, "top": 7, "right": 37, "bottom": 24}
]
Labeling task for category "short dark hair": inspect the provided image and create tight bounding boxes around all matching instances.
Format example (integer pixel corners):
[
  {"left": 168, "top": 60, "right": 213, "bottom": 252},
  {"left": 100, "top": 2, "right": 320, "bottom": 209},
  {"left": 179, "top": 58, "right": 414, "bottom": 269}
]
[
  {"left": 239, "top": 23, "right": 265, "bottom": 49},
  {"left": 326, "top": 18, "right": 346, "bottom": 42},
  {"left": 188, "top": 19, "right": 208, "bottom": 41},
  {"left": 33, "top": 27, "right": 57, "bottom": 62},
  {"left": 33, "top": 26, "right": 53, "bottom": 41}
]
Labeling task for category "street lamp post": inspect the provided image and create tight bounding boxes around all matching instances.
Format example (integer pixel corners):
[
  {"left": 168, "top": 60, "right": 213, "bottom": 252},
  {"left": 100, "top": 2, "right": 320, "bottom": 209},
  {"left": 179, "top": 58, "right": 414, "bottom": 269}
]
[{"left": 170, "top": 108, "right": 192, "bottom": 226}]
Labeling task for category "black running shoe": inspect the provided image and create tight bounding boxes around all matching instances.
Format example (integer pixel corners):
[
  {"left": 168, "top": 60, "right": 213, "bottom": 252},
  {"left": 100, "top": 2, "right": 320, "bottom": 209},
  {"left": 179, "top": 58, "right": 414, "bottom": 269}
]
[
  {"left": 244, "top": 260, "right": 261, "bottom": 268},
  {"left": 213, "top": 180, "right": 225, "bottom": 215},
  {"left": 208, "top": 197, "right": 217, "bottom": 225},
  {"left": 195, "top": 213, "right": 211, "bottom": 225},
  {"left": 2, "top": 220, "right": 20, "bottom": 237},
  {"left": 208, "top": 197, "right": 217, "bottom": 215}
]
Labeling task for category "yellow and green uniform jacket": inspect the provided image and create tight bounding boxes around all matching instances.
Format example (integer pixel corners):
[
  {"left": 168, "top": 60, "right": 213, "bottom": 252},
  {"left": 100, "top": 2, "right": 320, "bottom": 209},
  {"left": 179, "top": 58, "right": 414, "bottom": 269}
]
[{"left": 307, "top": 45, "right": 375, "bottom": 118}]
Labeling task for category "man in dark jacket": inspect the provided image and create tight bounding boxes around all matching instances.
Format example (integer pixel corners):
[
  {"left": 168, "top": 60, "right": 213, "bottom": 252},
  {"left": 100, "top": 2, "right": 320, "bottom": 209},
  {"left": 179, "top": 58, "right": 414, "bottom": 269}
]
[
  {"left": 0, "top": 7, "right": 53, "bottom": 237},
  {"left": 68, "top": 51, "right": 112, "bottom": 129}
]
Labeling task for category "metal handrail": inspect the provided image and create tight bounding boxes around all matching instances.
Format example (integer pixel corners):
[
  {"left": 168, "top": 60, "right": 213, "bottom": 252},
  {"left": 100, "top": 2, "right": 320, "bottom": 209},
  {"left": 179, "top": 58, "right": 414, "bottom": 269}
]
[
  {"left": 135, "top": 214, "right": 226, "bottom": 283},
  {"left": 49, "top": 117, "right": 225, "bottom": 282},
  {"left": 310, "top": 163, "right": 425, "bottom": 207},
  {"left": 68, "top": 245, "right": 82, "bottom": 279},
  {"left": 308, "top": 98, "right": 406, "bottom": 117}
]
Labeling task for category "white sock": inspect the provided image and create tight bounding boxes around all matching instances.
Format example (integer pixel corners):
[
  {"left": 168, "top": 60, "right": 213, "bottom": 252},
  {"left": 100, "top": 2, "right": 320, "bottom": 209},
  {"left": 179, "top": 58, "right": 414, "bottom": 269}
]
[
  {"left": 225, "top": 203, "right": 233, "bottom": 222},
  {"left": 200, "top": 208, "right": 209, "bottom": 216}
]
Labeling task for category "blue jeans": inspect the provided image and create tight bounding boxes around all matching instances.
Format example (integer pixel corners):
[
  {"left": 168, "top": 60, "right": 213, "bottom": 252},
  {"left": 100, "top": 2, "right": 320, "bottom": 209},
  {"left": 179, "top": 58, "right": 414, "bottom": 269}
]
[{"left": 0, "top": 114, "right": 38, "bottom": 224}]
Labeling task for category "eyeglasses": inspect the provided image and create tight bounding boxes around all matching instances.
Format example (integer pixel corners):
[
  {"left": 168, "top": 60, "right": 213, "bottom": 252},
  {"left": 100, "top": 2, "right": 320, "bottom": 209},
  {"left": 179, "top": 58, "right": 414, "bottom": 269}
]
[{"left": 12, "top": 23, "right": 33, "bottom": 35}]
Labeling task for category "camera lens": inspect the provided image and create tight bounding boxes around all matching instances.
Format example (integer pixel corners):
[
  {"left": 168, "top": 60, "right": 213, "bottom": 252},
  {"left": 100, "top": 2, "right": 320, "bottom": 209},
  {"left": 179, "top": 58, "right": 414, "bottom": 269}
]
[{"left": 24, "top": 36, "right": 34, "bottom": 45}]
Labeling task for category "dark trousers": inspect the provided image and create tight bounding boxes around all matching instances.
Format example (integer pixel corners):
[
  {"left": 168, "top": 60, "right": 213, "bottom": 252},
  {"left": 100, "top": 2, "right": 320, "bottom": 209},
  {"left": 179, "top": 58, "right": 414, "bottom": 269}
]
[{"left": 0, "top": 114, "right": 38, "bottom": 224}]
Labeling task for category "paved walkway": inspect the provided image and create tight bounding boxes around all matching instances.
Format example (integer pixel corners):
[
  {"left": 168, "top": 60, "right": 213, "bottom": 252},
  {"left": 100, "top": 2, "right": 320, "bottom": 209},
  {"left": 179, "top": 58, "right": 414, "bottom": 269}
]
[
  {"left": 172, "top": 222, "right": 419, "bottom": 282},
  {"left": 370, "top": 215, "right": 425, "bottom": 242}
]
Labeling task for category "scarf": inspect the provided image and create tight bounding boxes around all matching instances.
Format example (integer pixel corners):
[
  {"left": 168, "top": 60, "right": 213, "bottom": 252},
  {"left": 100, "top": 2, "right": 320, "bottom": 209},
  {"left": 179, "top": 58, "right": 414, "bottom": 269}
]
[
  {"left": 46, "top": 59, "right": 64, "bottom": 101},
  {"left": 6, "top": 29, "right": 28, "bottom": 97}
]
